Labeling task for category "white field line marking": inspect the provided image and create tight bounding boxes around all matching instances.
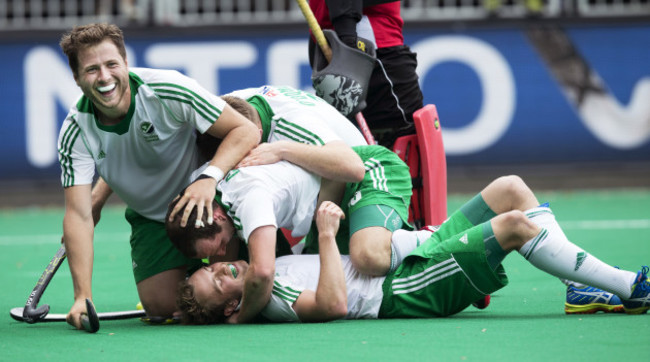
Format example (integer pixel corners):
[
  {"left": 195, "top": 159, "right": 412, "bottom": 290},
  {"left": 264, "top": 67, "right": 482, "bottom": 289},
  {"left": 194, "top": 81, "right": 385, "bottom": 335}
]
[
  {"left": 1, "top": 220, "right": 649, "bottom": 245},
  {"left": 560, "top": 219, "right": 650, "bottom": 230},
  {"left": 0, "top": 232, "right": 129, "bottom": 246}
]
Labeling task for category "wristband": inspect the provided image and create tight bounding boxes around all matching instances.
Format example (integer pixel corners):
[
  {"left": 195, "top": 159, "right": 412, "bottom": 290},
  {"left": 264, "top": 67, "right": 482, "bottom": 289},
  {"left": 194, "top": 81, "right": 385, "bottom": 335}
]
[{"left": 200, "top": 165, "right": 225, "bottom": 182}]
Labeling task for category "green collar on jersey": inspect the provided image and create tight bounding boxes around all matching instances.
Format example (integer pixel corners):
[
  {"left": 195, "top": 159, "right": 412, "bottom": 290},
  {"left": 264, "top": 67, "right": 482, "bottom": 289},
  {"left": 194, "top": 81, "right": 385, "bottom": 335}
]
[
  {"left": 76, "top": 72, "right": 143, "bottom": 135},
  {"left": 213, "top": 190, "right": 227, "bottom": 212},
  {"left": 246, "top": 95, "right": 274, "bottom": 142},
  {"left": 213, "top": 190, "right": 241, "bottom": 231}
]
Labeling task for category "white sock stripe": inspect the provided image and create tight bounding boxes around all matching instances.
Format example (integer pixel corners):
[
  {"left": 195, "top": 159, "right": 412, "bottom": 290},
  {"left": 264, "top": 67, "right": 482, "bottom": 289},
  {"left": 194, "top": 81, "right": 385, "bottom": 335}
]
[
  {"left": 523, "top": 228, "right": 549, "bottom": 260},
  {"left": 526, "top": 208, "right": 554, "bottom": 219}
]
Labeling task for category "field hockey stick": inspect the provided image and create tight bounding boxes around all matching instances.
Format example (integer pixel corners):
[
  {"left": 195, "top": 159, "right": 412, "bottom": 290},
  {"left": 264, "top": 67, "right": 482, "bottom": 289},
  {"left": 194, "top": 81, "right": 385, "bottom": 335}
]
[
  {"left": 296, "top": 0, "right": 332, "bottom": 62},
  {"left": 295, "top": 0, "right": 377, "bottom": 145},
  {"left": 22, "top": 244, "right": 66, "bottom": 323},
  {"left": 20, "top": 243, "right": 100, "bottom": 332},
  {"left": 11, "top": 307, "right": 145, "bottom": 322},
  {"left": 81, "top": 298, "right": 100, "bottom": 333}
]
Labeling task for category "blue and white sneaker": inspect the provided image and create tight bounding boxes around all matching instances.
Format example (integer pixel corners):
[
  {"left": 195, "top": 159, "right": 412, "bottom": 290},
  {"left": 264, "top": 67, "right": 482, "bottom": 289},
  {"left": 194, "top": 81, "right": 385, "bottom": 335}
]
[
  {"left": 622, "top": 266, "right": 650, "bottom": 315},
  {"left": 564, "top": 284, "right": 624, "bottom": 314}
]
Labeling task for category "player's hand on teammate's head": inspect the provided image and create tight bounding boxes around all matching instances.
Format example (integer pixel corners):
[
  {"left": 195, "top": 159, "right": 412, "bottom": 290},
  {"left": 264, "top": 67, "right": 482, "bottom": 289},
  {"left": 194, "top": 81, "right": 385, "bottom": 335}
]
[{"left": 168, "top": 178, "right": 217, "bottom": 228}]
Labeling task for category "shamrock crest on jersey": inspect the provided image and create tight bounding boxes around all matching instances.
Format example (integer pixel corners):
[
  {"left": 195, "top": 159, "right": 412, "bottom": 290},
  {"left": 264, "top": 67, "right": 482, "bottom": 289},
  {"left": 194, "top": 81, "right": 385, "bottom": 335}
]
[{"left": 139, "top": 122, "right": 159, "bottom": 142}]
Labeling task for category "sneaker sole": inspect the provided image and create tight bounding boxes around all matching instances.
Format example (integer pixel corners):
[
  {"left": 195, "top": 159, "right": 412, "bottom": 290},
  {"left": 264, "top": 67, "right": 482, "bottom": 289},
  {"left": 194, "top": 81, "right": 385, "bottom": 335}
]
[
  {"left": 564, "top": 303, "right": 624, "bottom": 314},
  {"left": 623, "top": 306, "right": 650, "bottom": 315}
]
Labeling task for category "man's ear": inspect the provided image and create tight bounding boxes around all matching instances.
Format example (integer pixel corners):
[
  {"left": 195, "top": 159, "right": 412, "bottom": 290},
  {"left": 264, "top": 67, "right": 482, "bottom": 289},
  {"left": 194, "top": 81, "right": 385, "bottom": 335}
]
[
  {"left": 223, "top": 299, "right": 240, "bottom": 317},
  {"left": 214, "top": 205, "right": 228, "bottom": 222}
]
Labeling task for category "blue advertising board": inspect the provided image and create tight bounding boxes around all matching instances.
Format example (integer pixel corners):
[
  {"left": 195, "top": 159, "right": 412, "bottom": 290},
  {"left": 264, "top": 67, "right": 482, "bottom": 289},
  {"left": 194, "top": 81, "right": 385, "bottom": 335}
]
[{"left": 1, "top": 23, "right": 649, "bottom": 180}]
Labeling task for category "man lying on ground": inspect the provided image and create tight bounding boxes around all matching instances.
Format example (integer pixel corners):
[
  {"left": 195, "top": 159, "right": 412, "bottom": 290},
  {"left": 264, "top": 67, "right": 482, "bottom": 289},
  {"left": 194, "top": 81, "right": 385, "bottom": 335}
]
[{"left": 176, "top": 176, "right": 650, "bottom": 323}]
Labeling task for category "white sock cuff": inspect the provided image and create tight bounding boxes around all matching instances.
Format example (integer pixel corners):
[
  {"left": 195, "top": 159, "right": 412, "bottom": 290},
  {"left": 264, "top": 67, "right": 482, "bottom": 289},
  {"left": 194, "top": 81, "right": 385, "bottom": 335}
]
[{"left": 525, "top": 206, "right": 554, "bottom": 221}]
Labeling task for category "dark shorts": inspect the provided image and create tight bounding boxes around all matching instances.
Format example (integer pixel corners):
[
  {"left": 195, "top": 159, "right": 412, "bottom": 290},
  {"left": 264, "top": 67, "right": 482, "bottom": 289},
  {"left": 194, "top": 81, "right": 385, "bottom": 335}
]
[
  {"left": 126, "top": 208, "right": 203, "bottom": 283},
  {"left": 364, "top": 45, "right": 424, "bottom": 146}
]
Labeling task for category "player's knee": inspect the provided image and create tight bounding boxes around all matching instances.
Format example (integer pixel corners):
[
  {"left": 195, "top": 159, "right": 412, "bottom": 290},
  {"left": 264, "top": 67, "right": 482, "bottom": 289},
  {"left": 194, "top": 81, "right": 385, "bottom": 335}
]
[
  {"left": 494, "top": 175, "right": 526, "bottom": 196},
  {"left": 139, "top": 294, "right": 177, "bottom": 318},
  {"left": 136, "top": 268, "right": 186, "bottom": 318},
  {"left": 497, "top": 210, "right": 538, "bottom": 248},
  {"left": 350, "top": 246, "right": 389, "bottom": 276},
  {"left": 495, "top": 175, "right": 535, "bottom": 206}
]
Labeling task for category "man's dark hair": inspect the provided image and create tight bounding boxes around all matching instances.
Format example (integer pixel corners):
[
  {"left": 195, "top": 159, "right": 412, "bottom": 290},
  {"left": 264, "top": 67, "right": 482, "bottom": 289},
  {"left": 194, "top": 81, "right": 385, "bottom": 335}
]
[
  {"left": 59, "top": 23, "right": 127, "bottom": 77},
  {"left": 195, "top": 95, "right": 256, "bottom": 163},
  {"left": 177, "top": 280, "right": 227, "bottom": 325},
  {"left": 165, "top": 194, "right": 222, "bottom": 258}
]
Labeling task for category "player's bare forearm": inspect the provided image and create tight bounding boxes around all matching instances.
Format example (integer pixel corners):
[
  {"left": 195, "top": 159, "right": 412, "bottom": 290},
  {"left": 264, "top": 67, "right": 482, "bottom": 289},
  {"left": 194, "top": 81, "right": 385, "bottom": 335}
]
[
  {"left": 315, "top": 202, "right": 347, "bottom": 317},
  {"left": 63, "top": 185, "right": 95, "bottom": 328},
  {"left": 231, "top": 264, "right": 274, "bottom": 324},
  {"left": 63, "top": 185, "right": 95, "bottom": 300},
  {"left": 230, "top": 226, "right": 277, "bottom": 323},
  {"left": 90, "top": 177, "right": 113, "bottom": 226},
  {"left": 238, "top": 140, "right": 364, "bottom": 182},
  {"left": 282, "top": 141, "right": 364, "bottom": 182},
  {"left": 294, "top": 201, "right": 347, "bottom": 322}
]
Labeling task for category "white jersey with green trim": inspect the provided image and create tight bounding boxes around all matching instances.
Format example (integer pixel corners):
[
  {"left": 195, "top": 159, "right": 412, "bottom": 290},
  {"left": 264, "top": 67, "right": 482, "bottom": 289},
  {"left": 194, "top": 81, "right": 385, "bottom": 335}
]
[
  {"left": 57, "top": 67, "right": 226, "bottom": 222},
  {"left": 261, "top": 254, "right": 386, "bottom": 322},
  {"left": 216, "top": 161, "right": 321, "bottom": 243},
  {"left": 225, "top": 85, "right": 367, "bottom": 147}
]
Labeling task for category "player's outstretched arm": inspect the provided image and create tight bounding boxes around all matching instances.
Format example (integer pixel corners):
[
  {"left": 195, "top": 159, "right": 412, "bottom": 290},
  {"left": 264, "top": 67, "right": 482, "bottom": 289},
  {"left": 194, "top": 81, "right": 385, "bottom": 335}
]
[
  {"left": 62, "top": 184, "right": 95, "bottom": 330},
  {"left": 293, "top": 201, "right": 348, "bottom": 322},
  {"left": 237, "top": 140, "right": 365, "bottom": 183}
]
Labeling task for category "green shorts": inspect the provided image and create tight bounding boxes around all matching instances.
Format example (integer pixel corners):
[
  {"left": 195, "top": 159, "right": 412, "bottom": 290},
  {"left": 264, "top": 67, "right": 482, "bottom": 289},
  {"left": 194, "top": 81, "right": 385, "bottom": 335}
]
[
  {"left": 126, "top": 208, "right": 203, "bottom": 283},
  {"left": 378, "top": 208, "right": 509, "bottom": 318},
  {"left": 303, "top": 145, "right": 413, "bottom": 254}
]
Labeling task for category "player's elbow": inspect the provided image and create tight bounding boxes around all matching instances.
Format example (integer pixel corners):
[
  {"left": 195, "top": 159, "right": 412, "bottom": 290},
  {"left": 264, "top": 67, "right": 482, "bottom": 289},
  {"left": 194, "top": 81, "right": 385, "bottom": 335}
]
[
  {"left": 239, "top": 121, "right": 262, "bottom": 147},
  {"left": 343, "top": 154, "right": 365, "bottom": 182},
  {"left": 327, "top": 299, "right": 348, "bottom": 320},
  {"left": 316, "top": 293, "right": 348, "bottom": 320},
  {"left": 249, "top": 263, "right": 275, "bottom": 287}
]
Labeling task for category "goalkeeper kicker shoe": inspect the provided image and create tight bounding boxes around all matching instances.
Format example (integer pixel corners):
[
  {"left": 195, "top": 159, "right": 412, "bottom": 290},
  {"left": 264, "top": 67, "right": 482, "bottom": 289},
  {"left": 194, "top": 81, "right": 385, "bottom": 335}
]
[
  {"left": 622, "top": 266, "right": 650, "bottom": 315},
  {"left": 564, "top": 284, "right": 624, "bottom": 314}
]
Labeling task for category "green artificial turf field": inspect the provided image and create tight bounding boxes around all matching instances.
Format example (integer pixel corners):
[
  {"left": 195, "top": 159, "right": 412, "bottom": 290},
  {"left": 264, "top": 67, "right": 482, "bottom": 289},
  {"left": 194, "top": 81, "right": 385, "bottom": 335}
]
[{"left": 2, "top": 189, "right": 649, "bottom": 361}]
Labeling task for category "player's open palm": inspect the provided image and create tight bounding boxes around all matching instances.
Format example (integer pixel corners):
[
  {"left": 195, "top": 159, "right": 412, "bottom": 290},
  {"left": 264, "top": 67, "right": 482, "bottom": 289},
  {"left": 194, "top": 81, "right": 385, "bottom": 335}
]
[
  {"left": 237, "top": 141, "right": 285, "bottom": 168},
  {"left": 316, "top": 201, "right": 345, "bottom": 239}
]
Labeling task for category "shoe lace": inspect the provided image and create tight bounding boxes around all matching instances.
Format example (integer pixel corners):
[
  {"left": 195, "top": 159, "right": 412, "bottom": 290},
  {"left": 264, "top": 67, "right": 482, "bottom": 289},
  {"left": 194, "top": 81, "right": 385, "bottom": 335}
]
[{"left": 637, "top": 266, "right": 650, "bottom": 291}]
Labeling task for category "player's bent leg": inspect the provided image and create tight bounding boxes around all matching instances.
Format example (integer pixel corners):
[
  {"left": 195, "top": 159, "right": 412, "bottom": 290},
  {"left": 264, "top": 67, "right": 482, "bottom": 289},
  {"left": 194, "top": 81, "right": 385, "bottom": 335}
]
[
  {"left": 349, "top": 226, "right": 392, "bottom": 276},
  {"left": 136, "top": 267, "right": 187, "bottom": 317},
  {"left": 481, "top": 175, "right": 539, "bottom": 214},
  {"left": 490, "top": 210, "right": 541, "bottom": 252}
]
